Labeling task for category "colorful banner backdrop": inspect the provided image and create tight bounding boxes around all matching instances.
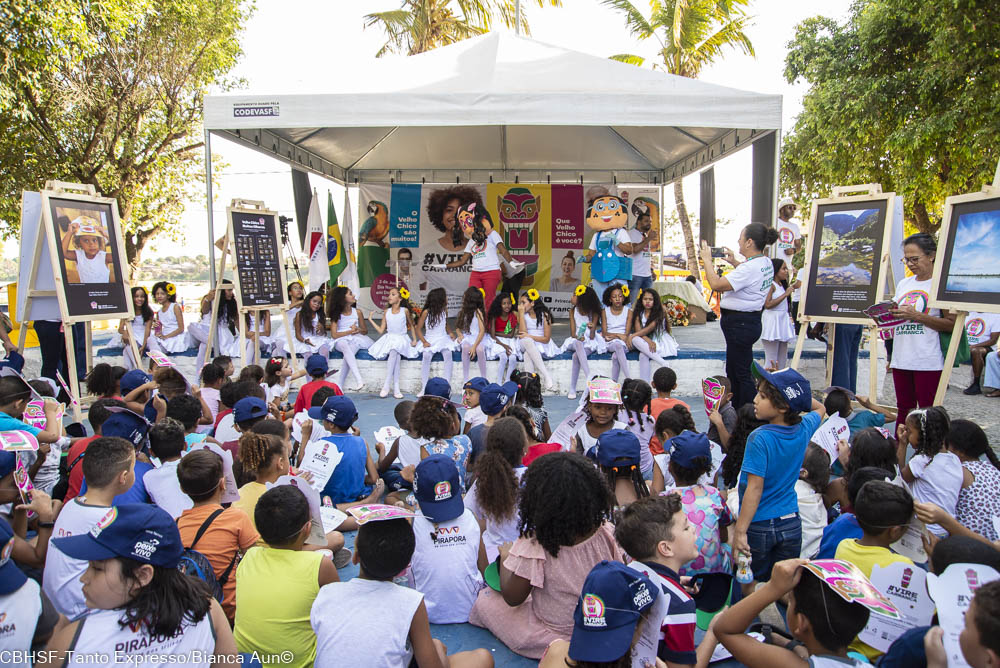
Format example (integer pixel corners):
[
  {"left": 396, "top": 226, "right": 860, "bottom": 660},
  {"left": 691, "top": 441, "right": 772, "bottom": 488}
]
[{"left": 357, "top": 183, "right": 659, "bottom": 315}]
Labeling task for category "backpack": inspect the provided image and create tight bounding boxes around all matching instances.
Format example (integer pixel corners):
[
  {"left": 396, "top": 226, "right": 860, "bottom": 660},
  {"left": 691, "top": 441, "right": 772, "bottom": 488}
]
[{"left": 176, "top": 508, "right": 238, "bottom": 602}]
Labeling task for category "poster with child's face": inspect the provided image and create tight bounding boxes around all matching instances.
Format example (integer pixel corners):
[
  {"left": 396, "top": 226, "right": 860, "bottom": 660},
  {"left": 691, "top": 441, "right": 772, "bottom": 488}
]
[{"left": 43, "top": 193, "right": 131, "bottom": 319}]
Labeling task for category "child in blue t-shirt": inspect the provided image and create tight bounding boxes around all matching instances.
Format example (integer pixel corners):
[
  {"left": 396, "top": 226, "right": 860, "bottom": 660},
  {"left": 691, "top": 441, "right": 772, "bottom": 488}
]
[
  {"left": 308, "top": 395, "right": 381, "bottom": 506},
  {"left": 733, "top": 362, "right": 825, "bottom": 588}
]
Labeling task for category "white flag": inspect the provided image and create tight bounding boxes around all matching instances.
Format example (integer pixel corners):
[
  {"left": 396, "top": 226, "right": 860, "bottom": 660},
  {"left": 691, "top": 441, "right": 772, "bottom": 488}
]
[
  {"left": 305, "top": 190, "right": 326, "bottom": 294},
  {"left": 340, "top": 189, "right": 361, "bottom": 295}
]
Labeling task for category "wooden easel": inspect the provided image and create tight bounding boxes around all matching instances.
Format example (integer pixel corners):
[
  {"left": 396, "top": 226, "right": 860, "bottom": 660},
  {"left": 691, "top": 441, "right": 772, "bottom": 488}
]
[
  {"left": 791, "top": 184, "right": 896, "bottom": 404},
  {"left": 930, "top": 163, "right": 1000, "bottom": 404},
  {"left": 205, "top": 199, "right": 299, "bottom": 371},
  {"left": 19, "top": 181, "right": 138, "bottom": 422}
]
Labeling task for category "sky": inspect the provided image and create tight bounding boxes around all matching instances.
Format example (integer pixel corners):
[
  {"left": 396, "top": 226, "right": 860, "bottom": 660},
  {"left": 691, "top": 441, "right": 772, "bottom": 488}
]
[
  {"left": 126, "top": 0, "right": 855, "bottom": 259},
  {"left": 951, "top": 209, "right": 1000, "bottom": 275}
]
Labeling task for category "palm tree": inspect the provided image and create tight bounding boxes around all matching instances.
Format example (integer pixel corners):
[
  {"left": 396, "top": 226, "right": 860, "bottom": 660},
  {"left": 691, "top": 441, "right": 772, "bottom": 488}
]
[
  {"left": 365, "top": 0, "right": 562, "bottom": 58},
  {"left": 602, "top": 0, "right": 755, "bottom": 272}
]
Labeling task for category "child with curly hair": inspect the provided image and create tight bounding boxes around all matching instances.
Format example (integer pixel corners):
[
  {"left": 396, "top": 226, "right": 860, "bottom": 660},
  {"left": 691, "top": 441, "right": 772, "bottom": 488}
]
[
  {"left": 518, "top": 290, "right": 558, "bottom": 391},
  {"left": 468, "top": 452, "right": 623, "bottom": 659},
  {"left": 627, "top": 287, "right": 678, "bottom": 379},
  {"left": 150, "top": 281, "right": 189, "bottom": 354},
  {"left": 511, "top": 370, "right": 550, "bottom": 441},
  {"left": 897, "top": 406, "right": 961, "bottom": 537},
  {"left": 600, "top": 284, "right": 632, "bottom": 382},
  {"left": 560, "top": 285, "right": 605, "bottom": 399},
  {"left": 294, "top": 290, "right": 336, "bottom": 360}
]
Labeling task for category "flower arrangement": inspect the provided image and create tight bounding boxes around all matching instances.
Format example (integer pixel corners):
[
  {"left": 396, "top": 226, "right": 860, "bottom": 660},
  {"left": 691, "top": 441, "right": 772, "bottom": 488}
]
[{"left": 663, "top": 295, "right": 690, "bottom": 327}]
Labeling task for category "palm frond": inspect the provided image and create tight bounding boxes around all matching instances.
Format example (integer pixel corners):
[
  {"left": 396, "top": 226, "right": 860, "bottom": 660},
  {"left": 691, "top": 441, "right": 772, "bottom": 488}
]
[
  {"left": 685, "top": 13, "right": 754, "bottom": 76},
  {"left": 599, "top": 0, "right": 655, "bottom": 39},
  {"left": 609, "top": 53, "right": 647, "bottom": 66}
]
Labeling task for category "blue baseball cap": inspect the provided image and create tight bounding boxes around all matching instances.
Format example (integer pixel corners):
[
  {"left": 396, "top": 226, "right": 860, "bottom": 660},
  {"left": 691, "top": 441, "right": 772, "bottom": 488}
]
[
  {"left": 594, "top": 428, "right": 641, "bottom": 468},
  {"left": 424, "top": 377, "right": 451, "bottom": 400},
  {"left": 668, "top": 430, "right": 712, "bottom": 469},
  {"left": 751, "top": 361, "right": 812, "bottom": 412},
  {"left": 308, "top": 395, "right": 358, "bottom": 428},
  {"left": 413, "top": 454, "right": 464, "bottom": 523},
  {"left": 305, "top": 354, "right": 328, "bottom": 375},
  {"left": 480, "top": 381, "right": 518, "bottom": 416},
  {"left": 101, "top": 410, "right": 149, "bottom": 448},
  {"left": 233, "top": 397, "right": 269, "bottom": 423},
  {"left": 0, "top": 517, "right": 27, "bottom": 594},
  {"left": 53, "top": 504, "right": 184, "bottom": 568},
  {"left": 120, "top": 370, "right": 151, "bottom": 395},
  {"left": 463, "top": 377, "right": 489, "bottom": 393},
  {"left": 569, "top": 561, "right": 659, "bottom": 662}
]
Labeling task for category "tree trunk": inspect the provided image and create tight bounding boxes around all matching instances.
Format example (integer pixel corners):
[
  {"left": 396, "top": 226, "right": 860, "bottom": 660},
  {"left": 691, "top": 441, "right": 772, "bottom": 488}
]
[
  {"left": 912, "top": 200, "right": 936, "bottom": 235},
  {"left": 674, "top": 180, "right": 698, "bottom": 273}
]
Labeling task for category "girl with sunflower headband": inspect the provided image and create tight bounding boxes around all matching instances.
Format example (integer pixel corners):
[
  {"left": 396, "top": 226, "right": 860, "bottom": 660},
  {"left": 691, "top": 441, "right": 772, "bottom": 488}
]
[
  {"left": 366, "top": 286, "right": 418, "bottom": 398},
  {"left": 150, "top": 281, "right": 190, "bottom": 355},
  {"left": 486, "top": 292, "right": 521, "bottom": 384},
  {"left": 414, "top": 287, "right": 459, "bottom": 392},
  {"left": 559, "top": 284, "right": 605, "bottom": 399},
  {"left": 517, "top": 289, "right": 558, "bottom": 391},
  {"left": 626, "top": 286, "right": 678, "bottom": 379},
  {"left": 600, "top": 284, "right": 632, "bottom": 382},
  {"left": 454, "top": 286, "right": 488, "bottom": 380}
]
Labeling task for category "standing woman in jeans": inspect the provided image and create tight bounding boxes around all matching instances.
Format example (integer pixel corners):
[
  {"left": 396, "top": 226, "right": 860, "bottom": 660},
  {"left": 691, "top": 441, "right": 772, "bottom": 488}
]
[
  {"left": 888, "top": 233, "right": 956, "bottom": 432},
  {"left": 699, "top": 223, "right": 778, "bottom": 408}
]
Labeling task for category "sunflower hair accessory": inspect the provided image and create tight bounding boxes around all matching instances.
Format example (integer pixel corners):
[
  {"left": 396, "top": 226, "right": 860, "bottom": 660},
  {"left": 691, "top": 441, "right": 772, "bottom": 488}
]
[
  {"left": 165, "top": 283, "right": 176, "bottom": 296},
  {"left": 510, "top": 292, "right": 516, "bottom": 304},
  {"left": 574, "top": 285, "right": 587, "bottom": 296},
  {"left": 636, "top": 288, "right": 643, "bottom": 302},
  {"left": 620, "top": 285, "right": 629, "bottom": 298},
  {"left": 398, "top": 287, "right": 410, "bottom": 300},
  {"left": 477, "top": 287, "right": 486, "bottom": 299},
  {"left": 526, "top": 288, "right": 540, "bottom": 301}
]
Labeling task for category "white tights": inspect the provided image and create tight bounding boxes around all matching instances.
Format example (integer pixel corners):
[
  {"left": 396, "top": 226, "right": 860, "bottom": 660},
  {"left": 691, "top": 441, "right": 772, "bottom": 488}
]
[
  {"left": 608, "top": 339, "right": 629, "bottom": 382},
  {"left": 382, "top": 350, "right": 402, "bottom": 395},
  {"left": 762, "top": 339, "right": 789, "bottom": 371},
  {"left": 335, "top": 339, "right": 365, "bottom": 388},
  {"left": 462, "top": 342, "right": 487, "bottom": 379},
  {"left": 567, "top": 339, "right": 591, "bottom": 393},
  {"left": 421, "top": 350, "right": 454, "bottom": 390},
  {"left": 521, "top": 339, "right": 554, "bottom": 388},
  {"left": 632, "top": 337, "right": 668, "bottom": 381}
]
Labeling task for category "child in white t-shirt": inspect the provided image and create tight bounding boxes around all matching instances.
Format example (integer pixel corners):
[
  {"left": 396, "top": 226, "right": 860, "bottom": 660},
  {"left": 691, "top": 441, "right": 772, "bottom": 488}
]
[
  {"left": 897, "top": 406, "right": 962, "bottom": 537},
  {"left": 144, "top": 418, "right": 192, "bottom": 519},
  {"left": 410, "top": 455, "right": 486, "bottom": 624},
  {"left": 311, "top": 514, "right": 493, "bottom": 668},
  {"left": 796, "top": 443, "right": 830, "bottom": 559}
]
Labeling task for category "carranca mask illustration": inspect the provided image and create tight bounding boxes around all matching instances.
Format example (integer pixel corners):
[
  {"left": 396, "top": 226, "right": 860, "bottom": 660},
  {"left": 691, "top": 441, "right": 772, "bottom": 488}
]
[
  {"left": 586, "top": 195, "right": 628, "bottom": 232},
  {"left": 496, "top": 186, "right": 541, "bottom": 282},
  {"left": 458, "top": 202, "right": 494, "bottom": 247}
]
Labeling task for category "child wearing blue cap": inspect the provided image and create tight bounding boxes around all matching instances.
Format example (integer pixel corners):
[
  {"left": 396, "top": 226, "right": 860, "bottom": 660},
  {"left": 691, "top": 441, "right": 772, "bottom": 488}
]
[
  {"left": 410, "top": 455, "right": 486, "bottom": 624},
  {"left": 467, "top": 381, "right": 518, "bottom": 473},
  {"left": 309, "top": 395, "right": 382, "bottom": 506},
  {"left": 461, "top": 377, "right": 489, "bottom": 434},
  {"left": 592, "top": 428, "right": 649, "bottom": 513},
  {"left": 0, "top": 514, "right": 60, "bottom": 660},
  {"left": 539, "top": 561, "right": 660, "bottom": 668},
  {"left": 77, "top": 411, "right": 154, "bottom": 505},
  {"left": 43, "top": 504, "right": 237, "bottom": 664},
  {"left": 733, "top": 362, "right": 825, "bottom": 589}
]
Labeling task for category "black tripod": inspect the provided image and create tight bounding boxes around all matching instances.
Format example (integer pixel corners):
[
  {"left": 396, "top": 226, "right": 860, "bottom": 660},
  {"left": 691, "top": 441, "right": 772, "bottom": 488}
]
[{"left": 279, "top": 215, "right": 304, "bottom": 286}]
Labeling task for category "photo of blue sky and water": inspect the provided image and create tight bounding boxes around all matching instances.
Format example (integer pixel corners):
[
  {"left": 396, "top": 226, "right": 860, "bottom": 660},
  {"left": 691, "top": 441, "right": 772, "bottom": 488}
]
[
  {"left": 946, "top": 207, "right": 1000, "bottom": 293},
  {"left": 817, "top": 207, "right": 879, "bottom": 286}
]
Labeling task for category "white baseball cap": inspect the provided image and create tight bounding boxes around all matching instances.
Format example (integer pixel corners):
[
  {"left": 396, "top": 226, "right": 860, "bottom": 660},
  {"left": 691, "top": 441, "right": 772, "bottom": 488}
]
[{"left": 778, "top": 197, "right": 797, "bottom": 210}]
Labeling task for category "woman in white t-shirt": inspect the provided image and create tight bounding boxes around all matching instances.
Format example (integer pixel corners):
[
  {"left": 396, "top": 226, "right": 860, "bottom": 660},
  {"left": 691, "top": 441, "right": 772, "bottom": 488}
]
[
  {"left": 435, "top": 203, "right": 519, "bottom": 314},
  {"left": 888, "top": 233, "right": 957, "bottom": 432},
  {"left": 699, "top": 223, "right": 778, "bottom": 409}
]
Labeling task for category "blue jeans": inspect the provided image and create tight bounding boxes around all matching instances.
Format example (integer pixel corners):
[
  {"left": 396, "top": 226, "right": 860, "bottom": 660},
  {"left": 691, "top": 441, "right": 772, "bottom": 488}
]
[
  {"left": 831, "top": 324, "right": 863, "bottom": 393},
  {"left": 747, "top": 514, "right": 802, "bottom": 582},
  {"left": 591, "top": 279, "right": 626, "bottom": 303},
  {"left": 629, "top": 275, "right": 654, "bottom": 304}
]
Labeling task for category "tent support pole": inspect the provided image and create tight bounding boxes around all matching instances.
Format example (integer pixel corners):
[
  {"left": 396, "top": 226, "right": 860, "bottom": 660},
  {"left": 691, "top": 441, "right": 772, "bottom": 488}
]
[{"left": 205, "top": 130, "right": 217, "bottom": 292}]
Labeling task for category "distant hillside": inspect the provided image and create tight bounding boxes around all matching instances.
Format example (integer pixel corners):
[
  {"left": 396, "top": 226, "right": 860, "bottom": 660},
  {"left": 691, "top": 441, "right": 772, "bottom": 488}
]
[
  {"left": 844, "top": 211, "right": 881, "bottom": 240},
  {"left": 824, "top": 209, "right": 879, "bottom": 236}
]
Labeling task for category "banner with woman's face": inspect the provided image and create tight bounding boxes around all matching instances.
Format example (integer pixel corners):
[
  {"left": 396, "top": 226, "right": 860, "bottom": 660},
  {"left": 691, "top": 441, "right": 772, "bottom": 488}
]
[{"left": 356, "top": 183, "right": 659, "bottom": 316}]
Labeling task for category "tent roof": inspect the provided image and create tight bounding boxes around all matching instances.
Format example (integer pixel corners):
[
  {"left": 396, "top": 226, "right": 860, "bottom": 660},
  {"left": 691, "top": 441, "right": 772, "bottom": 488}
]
[{"left": 204, "top": 32, "right": 782, "bottom": 184}]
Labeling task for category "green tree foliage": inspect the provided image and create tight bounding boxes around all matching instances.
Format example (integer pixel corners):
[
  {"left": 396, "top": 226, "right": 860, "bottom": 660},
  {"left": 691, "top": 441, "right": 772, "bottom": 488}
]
[
  {"left": 0, "top": 0, "right": 252, "bottom": 271},
  {"left": 365, "top": 0, "right": 561, "bottom": 57},
  {"left": 601, "top": 0, "right": 754, "bottom": 272},
  {"left": 782, "top": 1, "right": 1000, "bottom": 234}
]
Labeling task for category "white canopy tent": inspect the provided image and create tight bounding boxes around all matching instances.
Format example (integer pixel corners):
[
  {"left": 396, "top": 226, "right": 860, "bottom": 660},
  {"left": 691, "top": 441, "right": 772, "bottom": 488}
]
[{"left": 202, "top": 32, "right": 782, "bottom": 275}]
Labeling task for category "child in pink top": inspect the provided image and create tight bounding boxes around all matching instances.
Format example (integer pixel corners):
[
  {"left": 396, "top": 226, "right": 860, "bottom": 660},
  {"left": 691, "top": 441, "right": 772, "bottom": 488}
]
[{"left": 469, "top": 452, "right": 624, "bottom": 659}]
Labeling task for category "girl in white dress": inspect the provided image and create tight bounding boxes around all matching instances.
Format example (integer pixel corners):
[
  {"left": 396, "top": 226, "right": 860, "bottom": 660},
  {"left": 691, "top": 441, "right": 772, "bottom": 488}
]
[
  {"left": 294, "top": 291, "right": 335, "bottom": 359},
  {"left": 367, "top": 287, "right": 418, "bottom": 398},
  {"left": 601, "top": 284, "right": 632, "bottom": 382},
  {"left": 561, "top": 285, "right": 605, "bottom": 399},
  {"left": 329, "top": 285, "right": 372, "bottom": 391},
  {"left": 113, "top": 286, "right": 157, "bottom": 370},
  {"left": 415, "top": 287, "right": 458, "bottom": 391},
  {"left": 186, "top": 280, "right": 240, "bottom": 371},
  {"left": 627, "top": 287, "right": 678, "bottom": 380},
  {"left": 267, "top": 281, "right": 305, "bottom": 359},
  {"left": 761, "top": 258, "right": 798, "bottom": 370},
  {"left": 454, "top": 286, "right": 488, "bottom": 379},
  {"left": 243, "top": 310, "right": 271, "bottom": 363},
  {"left": 517, "top": 290, "right": 558, "bottom": 391},
  {"left": 150, "top": 281, "right": 189, "bottom": 355},
  {"left": 486, "top": 292, "right": 520, "bottom": 384}
]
